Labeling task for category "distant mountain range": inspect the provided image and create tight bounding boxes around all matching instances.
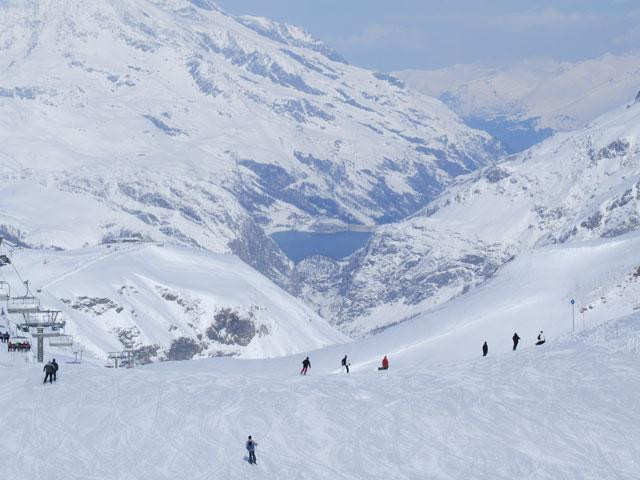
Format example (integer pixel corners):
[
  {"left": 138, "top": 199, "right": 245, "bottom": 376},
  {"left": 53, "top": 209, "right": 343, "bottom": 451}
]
[{"left": 395, "top": 53, "right": 640, "bottom": 152}]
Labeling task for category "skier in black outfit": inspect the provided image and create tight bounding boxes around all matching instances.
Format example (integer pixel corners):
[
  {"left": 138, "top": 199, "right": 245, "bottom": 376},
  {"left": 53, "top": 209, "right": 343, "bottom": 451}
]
[
  {"left": 51, "top": 358, "right": 59, "bottom": 381},
  {"left": 536, "top": 331, "right": 546, "bottom": 346},
  {"left": 43, "top": 362, "right": 55, "bottom": 384},
  {"left": 246, "top": 436, "right": 257, "bottom": 464},
  {"left": 482, "top": 341, "right": 488, "bottom": 357},
  {"left": 512, "top": 332, "right": 521, "bottom": 351},
  {"left": 300, "top": 357, "right": 311, "bottom": 375},
  {"left": 341, "top": 355, "right": 349, "bottom": 373}
]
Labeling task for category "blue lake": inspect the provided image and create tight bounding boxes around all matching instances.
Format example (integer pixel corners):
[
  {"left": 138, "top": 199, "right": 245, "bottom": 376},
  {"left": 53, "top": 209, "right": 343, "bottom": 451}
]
[
  {"left": 464, "top": 115, "right": 553, "bottom": 153},
  {"left": 271, "top": 230, "right": 373, "bottom": 263}
]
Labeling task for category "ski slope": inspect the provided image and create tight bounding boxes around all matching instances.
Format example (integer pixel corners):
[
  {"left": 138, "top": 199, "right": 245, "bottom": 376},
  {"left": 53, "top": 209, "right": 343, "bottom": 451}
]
[
  {"left": 335, "top": 231, "right": 640, "bottom": 371},
  {"left": 0, "top": 313, "right": 639, "bottom": 479},
  {"left": 0, "top": 243, "right": 346, "bottom": 360}
]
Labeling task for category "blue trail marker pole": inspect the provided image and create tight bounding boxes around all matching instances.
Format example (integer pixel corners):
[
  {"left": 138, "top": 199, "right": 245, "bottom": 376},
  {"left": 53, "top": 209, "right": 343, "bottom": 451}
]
[{"left": 570, "top": 299, "right": 575, "bottom": 333}]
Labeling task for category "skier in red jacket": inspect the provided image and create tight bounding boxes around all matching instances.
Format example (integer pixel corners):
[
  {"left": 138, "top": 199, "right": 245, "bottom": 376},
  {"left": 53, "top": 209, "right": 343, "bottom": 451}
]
[{"left": 378, "top": 355, "right": 389, "bottom": 371}]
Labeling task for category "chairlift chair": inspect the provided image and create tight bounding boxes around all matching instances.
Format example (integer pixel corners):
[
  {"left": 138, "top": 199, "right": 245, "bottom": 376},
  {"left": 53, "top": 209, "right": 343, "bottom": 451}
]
[
  {"left": 48, "top": 335, "right": 73, "bottom": 347},
  {"left": 7, "top": 296, "right": 41, "bottom": 314},
  {"left": 0, "top": 281, "right": 9, "bottom": 301},
  {"left": 8, "top": 336, "right": 31, "bottom": 351}
]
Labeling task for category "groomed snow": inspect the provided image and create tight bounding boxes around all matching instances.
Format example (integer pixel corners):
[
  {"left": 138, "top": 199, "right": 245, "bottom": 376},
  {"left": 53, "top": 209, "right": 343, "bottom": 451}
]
[{"left": 0, "top": 313, "right": 639, "bottom": 479}]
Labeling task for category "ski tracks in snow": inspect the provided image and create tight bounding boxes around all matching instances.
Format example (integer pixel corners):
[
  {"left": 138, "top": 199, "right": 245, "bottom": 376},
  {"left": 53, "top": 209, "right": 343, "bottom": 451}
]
[{"left": 1, "top": 339, "right": 640, "bottom": 479}]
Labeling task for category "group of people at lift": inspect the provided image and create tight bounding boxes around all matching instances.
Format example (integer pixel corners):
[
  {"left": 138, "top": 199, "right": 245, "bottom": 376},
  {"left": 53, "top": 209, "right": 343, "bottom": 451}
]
[
  {"left": 0, "top": 331, "right": 10, "bottom": 343},
  {"left": 6, "top": 335, "right": 31, "bottom": 352},
  {"left": 482, "top": 330, "right": 546, "bottom": 357}
]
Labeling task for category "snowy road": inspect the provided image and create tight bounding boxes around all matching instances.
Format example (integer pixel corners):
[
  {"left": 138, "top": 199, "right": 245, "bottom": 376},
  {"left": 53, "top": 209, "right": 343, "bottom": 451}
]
[{"left": 1, "top": 321, "right": 640, "bottom": 479}]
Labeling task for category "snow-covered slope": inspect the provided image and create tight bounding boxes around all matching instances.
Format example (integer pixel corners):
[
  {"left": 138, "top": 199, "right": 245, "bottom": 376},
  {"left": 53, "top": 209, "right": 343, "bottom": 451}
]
[
  {"left": 396, "top": 53, "right": 640, "bottom": 148},
  {"left": 0, "top": 243, "right": 346, "bottom": 360},
  {"left": 1, "top": 311, "right": 639, "bottom": 479},
  {"left": 0, "top": 0, "right": 499, "bottom": 265},
  {"left": 303, "top": 98, "right": 640, "bottom": 335},
  {"left": 335, "top": 231, "right": 640, "bottom": 366}
]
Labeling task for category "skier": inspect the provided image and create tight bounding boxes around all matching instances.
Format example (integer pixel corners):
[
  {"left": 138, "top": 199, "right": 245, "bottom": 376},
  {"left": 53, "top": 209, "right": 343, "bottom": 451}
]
[
  {"left": 482, "top": 341, "right": 488, "bottom": 357},
  {"left": 341, "top": 355, "right": 349, "bottom": 373},
  {"left": 300, "top": 356, "right": 311, "bottom": 375},
  {"left": 246, "top": 436, "right": 257, "bottom": 464},
  {"left": 43, "top": 362, "right": 55, "bottom": 384},
  {"left": 536, "top": 331, "right": 546, "bottom": 346},
  {"left": 51, "top": 358, "right": 59, "bottom": 382},
  {"left": 378, "top": 355, "right": 389, "bottom": 371},
  {"left": 512, "top": 332, "right": 521, "bottom": 351}
]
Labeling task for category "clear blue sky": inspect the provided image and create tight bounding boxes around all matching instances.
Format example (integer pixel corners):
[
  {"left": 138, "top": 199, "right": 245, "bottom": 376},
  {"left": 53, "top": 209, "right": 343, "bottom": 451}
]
[{"left": 214, "top": 0, "right": 640, "bottom": 71}]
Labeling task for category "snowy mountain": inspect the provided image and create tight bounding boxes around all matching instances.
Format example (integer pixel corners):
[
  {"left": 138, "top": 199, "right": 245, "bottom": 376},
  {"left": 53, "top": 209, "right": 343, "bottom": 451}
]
[
  {"left": 0, "top": 0, "right": 499, "bottom": 274},
  {"left": 0, "top": 242, "right": 346, "bottom": 360},
  {"left": 301, "top": 96, "right": 640, "bottom": 335},
  {"left": 396, "top": 53, "right": 640, "bottom": 151}
]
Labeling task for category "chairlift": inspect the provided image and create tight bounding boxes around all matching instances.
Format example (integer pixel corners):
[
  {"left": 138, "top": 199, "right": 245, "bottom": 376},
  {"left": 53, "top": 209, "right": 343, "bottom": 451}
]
[
  {"left": 8, "top": 336, "right": 31, "bottom": 352},
  {"left": 20, "top": 310, "right": 64, "bottom": 329},
  {"left": 0, "top": 254, "right": 10, "bottom": 266},
  {"left": 7, "top": 296, "right": 41, "bottom": 314},
  {"left": 48, "top": 335, "right": 73, "bottom": 347},
  {"left": 0, "top": 281, "right": 9, "bottom": 301}
]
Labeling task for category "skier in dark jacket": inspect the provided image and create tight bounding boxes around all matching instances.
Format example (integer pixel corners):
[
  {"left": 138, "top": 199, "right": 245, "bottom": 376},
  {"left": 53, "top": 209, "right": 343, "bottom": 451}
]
[
  {"left": 43, "top": 362, "right": 55, "bottom": 384},
  {"left": 341, "top": 355, "right": 349, "bottom": 373},
  {"left": 300, "top": 357, "right": 311, "bottom": 375},
  {"left": 512, "top": 332, "right": 521, "bottom": 351},
  {"left": 246, "top": 436, "right": 257, "bottom": 464},
  {"left": 482, "top": 341, "right": 488, "bottom": 357},
  {"left": 51, "top": 359, "right": 59, "bottom": 381}
]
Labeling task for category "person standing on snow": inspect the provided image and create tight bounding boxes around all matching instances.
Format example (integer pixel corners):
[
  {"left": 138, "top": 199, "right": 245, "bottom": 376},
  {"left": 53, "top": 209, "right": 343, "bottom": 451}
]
[
  {"left": 246, "top": 436, "right": 258, "bottom": 464},
  {"left": 43, "top": 361, "right": 55, "bottom": 384},
  {"left": 51, "top": 358, "right": 59, "bottom": 382},
  {"left": 482, "top": 341, "right": 488, "bottom": 357},
  {"left": 536, "top": 331, "right": 546, "bottom": 346},
  {"left": 300, "top": 356, "right": 311, "bottom": 375},
  {"left": 512, "top": 332, "right": 521, "bottom": 351},
  {"left": 341, "top": 355, "right": 349, "bottom": 373},
  {"left": 378, "top": 355, "right": 389, "bottom": 371}
]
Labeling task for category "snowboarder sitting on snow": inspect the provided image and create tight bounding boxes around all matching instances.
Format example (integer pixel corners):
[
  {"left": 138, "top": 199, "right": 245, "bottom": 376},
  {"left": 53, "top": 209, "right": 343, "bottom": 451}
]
[
  {"left": 512, "top": 332, "right": 521, "bottom": 351},
  {"left": 536, "top": 331, "right": 546, "bottom": 346},
  {"left": 482, "top": 341, "right": 488, "bottom": 357},
  {"left": 378, "top": 355, "right": 389, "bottom": 371},
  {"left": 51, "top": 358, "right": 59, "bottom": 381},
  {"left": 246, "top": 436, "right": 257, "bottom": 464},
  {"left": 300, "top": 356, "right": 311, "bottom": 375},
  {"left": 43, "top": 361, "right": 56, "bottom": 384},
  {"left": 341, "top": 355, "right": 349, "bottom": 373}
]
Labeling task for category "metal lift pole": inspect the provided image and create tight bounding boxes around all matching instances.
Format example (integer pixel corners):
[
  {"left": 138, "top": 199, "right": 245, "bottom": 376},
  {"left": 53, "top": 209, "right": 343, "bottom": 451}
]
[{"left": 35, "top": 327, "right": 45, "bottom": 363}]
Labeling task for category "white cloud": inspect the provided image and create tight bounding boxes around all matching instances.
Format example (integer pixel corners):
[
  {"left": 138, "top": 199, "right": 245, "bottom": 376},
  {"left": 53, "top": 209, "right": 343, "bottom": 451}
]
[
  {"left": 488, "top": 7, "right": 598, "bottom": 31},
  {"left": 337, "top": 23, "right": 423, "bottom": 49}
]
